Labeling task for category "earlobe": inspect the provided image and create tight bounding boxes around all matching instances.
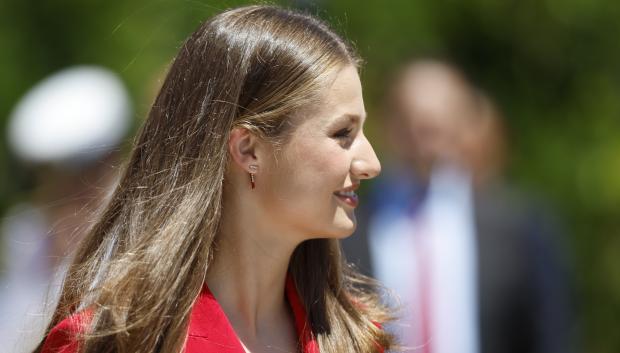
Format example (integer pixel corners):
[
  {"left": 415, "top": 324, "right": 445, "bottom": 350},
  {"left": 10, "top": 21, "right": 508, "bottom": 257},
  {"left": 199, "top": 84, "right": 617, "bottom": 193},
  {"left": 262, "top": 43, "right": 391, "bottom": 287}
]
[
  {"left": 228, "top": 127, "right": 258, "bottom": 173},
  {"left": 229, "top": 127, "right": 266, "bottom": 189}
]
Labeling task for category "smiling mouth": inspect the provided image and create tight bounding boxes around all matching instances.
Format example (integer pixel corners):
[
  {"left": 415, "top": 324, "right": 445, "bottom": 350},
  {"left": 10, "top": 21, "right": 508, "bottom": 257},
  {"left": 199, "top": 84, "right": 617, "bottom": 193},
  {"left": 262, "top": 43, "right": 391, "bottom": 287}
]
[{"left": 333, "top": 185, "right": 359, "bottom": 208}]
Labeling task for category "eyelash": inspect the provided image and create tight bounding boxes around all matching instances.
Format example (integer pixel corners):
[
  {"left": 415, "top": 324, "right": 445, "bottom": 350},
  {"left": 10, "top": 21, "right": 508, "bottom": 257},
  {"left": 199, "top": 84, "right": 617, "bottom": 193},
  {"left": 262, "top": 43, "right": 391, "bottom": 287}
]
[{"left": 334, "top": 128, "right": 353, "bottom": 139}]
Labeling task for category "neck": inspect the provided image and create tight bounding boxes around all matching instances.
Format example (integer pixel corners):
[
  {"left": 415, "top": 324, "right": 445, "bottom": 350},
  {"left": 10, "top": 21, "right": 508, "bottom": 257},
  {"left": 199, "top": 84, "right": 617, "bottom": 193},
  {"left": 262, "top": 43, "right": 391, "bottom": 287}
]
[{"left": 206, "top": 202, "right": 300, "bottom": 338}]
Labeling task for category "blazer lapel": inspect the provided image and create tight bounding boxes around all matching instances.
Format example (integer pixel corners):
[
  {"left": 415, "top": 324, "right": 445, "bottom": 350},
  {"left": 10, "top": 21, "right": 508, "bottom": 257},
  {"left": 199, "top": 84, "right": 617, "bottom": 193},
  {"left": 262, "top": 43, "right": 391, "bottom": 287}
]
[
  {"left": 186, "top": 276, "right": 319, "bottom": 353},
  {"left": 186, "top": 285, "right": 246, "bottom": 353}
]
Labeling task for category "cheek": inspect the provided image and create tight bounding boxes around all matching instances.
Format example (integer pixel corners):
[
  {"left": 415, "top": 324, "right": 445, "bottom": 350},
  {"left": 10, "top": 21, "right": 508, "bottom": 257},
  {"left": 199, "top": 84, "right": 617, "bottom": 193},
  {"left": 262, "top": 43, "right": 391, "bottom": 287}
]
[
  {"left": 290, "top": 139, "right": 350, "bottom": 188},
  {"left": 260, "top": 137, "right": 356, "bottom": 238},
  {"left": 268, "top": 138, "right": 350, "bottom": 212}
]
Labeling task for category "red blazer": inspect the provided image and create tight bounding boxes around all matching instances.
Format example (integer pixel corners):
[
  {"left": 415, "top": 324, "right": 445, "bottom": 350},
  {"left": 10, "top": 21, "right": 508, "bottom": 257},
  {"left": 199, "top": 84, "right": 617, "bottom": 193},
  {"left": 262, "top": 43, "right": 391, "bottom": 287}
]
[{"left": 40, "top": 276, "right": 319, "bottom": 353}]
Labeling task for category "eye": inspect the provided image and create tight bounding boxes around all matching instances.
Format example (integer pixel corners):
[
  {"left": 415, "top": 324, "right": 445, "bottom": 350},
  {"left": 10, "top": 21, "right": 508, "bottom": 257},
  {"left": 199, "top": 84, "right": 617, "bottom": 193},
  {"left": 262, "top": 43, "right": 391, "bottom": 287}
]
[{"left": 333, "top": 127, "right": 353, "bottom": 139}]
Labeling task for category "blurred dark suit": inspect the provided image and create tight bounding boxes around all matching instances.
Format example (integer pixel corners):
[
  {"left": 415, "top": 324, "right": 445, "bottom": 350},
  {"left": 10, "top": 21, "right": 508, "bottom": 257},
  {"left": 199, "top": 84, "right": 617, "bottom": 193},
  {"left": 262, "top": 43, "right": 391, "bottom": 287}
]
[{"left": 343, "top": 178, "right": 574, "bottom": 353}]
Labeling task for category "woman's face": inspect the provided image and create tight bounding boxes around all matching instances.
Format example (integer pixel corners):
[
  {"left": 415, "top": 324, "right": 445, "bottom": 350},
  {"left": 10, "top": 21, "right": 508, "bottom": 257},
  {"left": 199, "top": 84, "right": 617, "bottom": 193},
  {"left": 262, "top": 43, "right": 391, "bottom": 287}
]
[{"left": 259, "top": 65, "right": 381, "bottom": 241}]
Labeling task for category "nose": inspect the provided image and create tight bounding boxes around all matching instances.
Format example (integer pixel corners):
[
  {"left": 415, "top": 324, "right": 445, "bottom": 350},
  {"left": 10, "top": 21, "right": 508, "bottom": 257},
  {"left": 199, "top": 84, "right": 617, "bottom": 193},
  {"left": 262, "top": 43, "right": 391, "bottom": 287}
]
[{"left": 351, "top": 133, "right": 381, "bottom": 180}]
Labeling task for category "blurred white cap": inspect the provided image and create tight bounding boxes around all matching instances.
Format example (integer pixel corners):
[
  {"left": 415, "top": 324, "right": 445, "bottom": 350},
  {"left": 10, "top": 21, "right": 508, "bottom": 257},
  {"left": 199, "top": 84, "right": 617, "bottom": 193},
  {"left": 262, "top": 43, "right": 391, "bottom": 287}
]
[{"left": 7, "top": 66, "right": 131, "bottom": 166}]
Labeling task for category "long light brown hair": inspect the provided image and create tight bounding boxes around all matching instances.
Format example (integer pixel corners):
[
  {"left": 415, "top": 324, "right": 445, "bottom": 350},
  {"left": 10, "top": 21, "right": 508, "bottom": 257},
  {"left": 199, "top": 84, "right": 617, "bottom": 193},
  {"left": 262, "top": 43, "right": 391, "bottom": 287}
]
[{"left": 36, "top": 5, "right": 394, "bottom": 353}]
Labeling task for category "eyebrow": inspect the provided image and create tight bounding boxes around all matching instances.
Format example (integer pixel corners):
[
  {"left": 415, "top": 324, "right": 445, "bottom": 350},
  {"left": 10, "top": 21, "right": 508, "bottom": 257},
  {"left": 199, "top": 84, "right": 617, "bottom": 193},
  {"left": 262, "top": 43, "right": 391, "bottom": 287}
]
[{"left": 336, "top": 112, "right": 367, "bottom": 125}]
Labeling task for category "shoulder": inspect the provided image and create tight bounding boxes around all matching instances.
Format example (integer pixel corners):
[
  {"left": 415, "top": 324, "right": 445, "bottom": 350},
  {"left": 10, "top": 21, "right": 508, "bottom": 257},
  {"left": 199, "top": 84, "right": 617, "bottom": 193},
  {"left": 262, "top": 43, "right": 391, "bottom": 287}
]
[{"left": 40, "top": 312, "right": 91, "bottom": 353}]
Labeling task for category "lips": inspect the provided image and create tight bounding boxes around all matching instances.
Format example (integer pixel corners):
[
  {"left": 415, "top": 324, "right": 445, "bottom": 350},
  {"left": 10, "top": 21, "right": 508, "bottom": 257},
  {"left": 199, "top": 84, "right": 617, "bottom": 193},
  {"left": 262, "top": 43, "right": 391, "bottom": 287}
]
[{"left": 334, "top": 184, "right": 360, "bottom": 208}]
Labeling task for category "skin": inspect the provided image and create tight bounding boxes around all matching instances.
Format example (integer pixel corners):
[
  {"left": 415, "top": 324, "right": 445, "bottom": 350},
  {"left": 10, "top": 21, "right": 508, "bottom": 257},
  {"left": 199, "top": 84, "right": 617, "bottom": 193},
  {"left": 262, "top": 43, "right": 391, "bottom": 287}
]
[{"left": 206, "top": 65, "right": 381, "bottom": 353}]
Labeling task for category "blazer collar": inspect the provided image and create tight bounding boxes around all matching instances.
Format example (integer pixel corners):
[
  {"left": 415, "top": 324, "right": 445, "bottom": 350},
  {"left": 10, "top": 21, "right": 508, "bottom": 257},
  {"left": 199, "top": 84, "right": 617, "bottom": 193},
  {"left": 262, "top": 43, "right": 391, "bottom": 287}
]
[{"left": 187, "top": 275, "right": 319, "bottom": 353}]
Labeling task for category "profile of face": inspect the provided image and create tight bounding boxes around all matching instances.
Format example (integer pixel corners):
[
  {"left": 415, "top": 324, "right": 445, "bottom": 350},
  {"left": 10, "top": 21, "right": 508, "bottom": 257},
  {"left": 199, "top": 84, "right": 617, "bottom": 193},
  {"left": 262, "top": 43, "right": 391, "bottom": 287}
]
[{"left": 256, "top": 65, "right": 381, "bottom": 241}]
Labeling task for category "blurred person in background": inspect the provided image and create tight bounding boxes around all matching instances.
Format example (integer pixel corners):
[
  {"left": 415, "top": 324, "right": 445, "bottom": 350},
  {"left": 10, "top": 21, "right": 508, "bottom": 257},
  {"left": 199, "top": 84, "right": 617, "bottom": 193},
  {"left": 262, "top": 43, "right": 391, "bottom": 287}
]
[
  {"left": 342, "top": 59, "right": 574, "bottom": 353},
  {"left": 0, "top": 66, "right": 131, "bottom": 353}
]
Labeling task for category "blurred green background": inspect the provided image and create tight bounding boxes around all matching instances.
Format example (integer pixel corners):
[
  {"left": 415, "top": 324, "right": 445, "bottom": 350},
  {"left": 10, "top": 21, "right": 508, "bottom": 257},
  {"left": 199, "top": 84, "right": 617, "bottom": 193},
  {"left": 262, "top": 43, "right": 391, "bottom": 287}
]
[{"left": 1, "top": 0, "right": 618, "bottom": 351}]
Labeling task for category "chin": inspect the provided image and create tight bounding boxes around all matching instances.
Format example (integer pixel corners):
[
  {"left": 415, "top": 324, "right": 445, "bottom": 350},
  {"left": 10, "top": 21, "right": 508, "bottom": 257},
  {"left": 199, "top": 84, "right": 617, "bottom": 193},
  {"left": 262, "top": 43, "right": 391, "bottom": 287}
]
[
  {"left": 304, "top": 207, "right": 357, "bottom": 240},
  {"left": 336, "top": 228, "right": 356, "bottom": 239},
  {"left": 329, "top": 215, "right": 357, "bottom": 239}
]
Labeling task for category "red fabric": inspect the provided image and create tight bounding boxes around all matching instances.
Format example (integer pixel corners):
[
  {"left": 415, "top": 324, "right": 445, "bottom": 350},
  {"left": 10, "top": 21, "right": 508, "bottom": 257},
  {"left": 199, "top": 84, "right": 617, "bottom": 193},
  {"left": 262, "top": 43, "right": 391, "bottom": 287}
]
[
  {"left": 39, "top": 312, "right": 89, "bottom": 353},
  {"left": 284, "top": 275, "right": 319, "bottom": 353},
  {"left": 41, "top": 277, "right": 319, "bottom": 353}
]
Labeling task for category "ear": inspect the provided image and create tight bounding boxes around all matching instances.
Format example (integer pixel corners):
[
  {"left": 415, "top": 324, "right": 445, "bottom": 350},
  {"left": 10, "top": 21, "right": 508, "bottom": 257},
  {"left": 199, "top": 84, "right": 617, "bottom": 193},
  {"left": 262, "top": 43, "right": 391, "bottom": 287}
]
[{"left": 228, "top": 127, "right": 259, "bottom": 173}]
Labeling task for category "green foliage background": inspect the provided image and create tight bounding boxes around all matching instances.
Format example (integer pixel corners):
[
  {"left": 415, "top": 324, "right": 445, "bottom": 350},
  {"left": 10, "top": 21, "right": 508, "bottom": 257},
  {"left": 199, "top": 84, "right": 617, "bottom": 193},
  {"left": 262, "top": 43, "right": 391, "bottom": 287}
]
[{"left": 1, "top": 1, "right": 619, "bottom": 351}]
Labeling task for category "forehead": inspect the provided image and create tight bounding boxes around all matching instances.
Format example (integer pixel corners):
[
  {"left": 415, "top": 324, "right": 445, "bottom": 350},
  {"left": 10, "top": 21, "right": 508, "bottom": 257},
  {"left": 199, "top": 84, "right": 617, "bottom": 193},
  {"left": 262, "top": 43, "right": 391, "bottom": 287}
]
[
  {"left": 325, "top": 66, "right": 363, "bottom": 104},
  {"left": 303, "top": 65, "right": 366, "bottom": 126},
  {"left": 396, "top": 67, "right": 476, "bottom": 127}
]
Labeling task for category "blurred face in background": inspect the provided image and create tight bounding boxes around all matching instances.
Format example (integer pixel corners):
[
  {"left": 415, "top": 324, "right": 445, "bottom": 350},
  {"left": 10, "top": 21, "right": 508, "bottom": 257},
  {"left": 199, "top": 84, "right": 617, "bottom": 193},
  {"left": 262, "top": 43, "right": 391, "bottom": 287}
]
[{"left": 388, "top": 62, "right": 489, "bottom": 183}]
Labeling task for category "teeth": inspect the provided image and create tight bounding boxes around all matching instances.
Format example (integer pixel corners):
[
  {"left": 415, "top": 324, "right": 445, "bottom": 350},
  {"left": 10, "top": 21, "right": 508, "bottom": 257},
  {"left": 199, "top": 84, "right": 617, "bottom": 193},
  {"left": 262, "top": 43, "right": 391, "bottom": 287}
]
[{"left": 336, "top": 190, "right": 356, "bottom": 197}]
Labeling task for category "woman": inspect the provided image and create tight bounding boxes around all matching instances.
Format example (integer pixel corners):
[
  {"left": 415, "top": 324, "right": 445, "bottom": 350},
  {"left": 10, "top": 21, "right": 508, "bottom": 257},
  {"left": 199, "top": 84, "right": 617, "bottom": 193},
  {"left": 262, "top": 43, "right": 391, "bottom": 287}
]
[{"left": 37, "top": 5, "right": 393, "bottom": 353}]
